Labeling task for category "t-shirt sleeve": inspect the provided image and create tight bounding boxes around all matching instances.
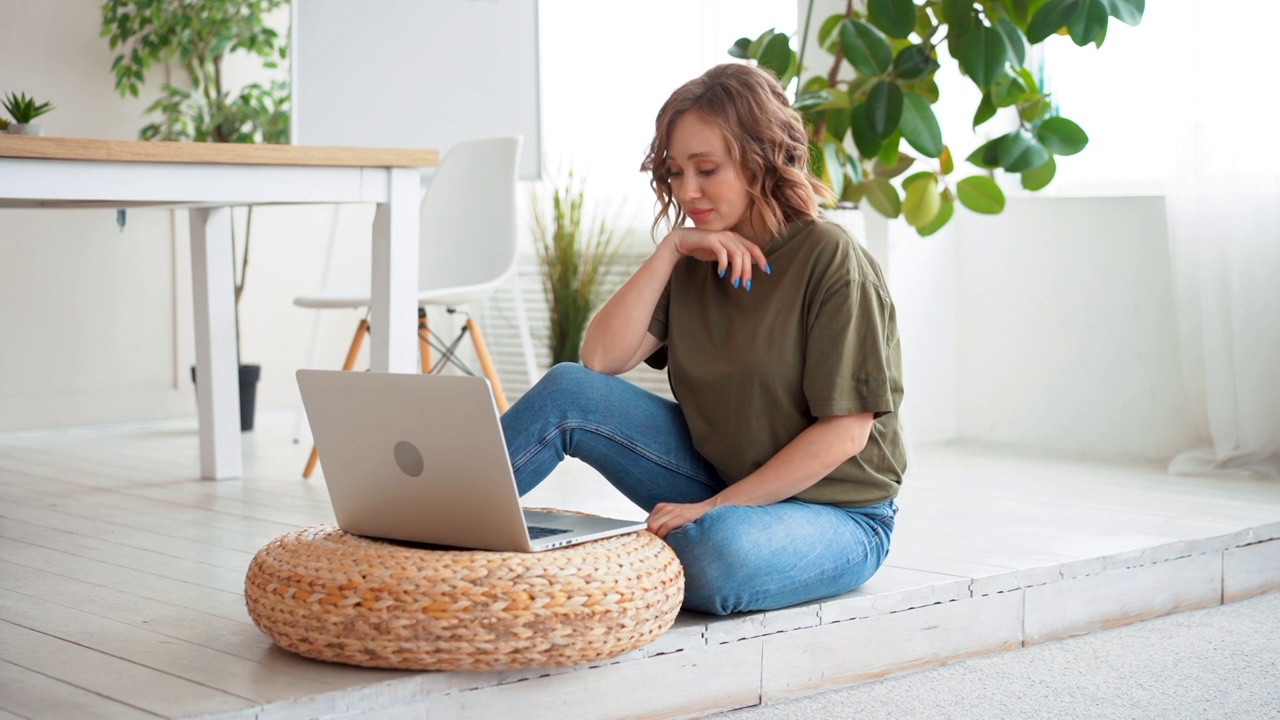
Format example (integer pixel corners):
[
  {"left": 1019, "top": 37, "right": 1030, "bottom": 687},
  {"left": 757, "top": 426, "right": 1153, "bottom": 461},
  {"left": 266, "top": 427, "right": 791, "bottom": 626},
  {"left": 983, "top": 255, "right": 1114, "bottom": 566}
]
[
  {"left": 804, "top": 275, "right": 897, "bottom": 418},
  {"left": 644, "top": 279, "right": 672, "bottom": 370}
]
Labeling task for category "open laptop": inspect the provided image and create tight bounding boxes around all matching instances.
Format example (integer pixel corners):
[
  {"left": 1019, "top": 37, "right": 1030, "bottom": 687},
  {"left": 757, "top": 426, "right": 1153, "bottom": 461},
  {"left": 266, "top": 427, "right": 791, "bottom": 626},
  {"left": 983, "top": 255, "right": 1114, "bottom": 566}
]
[{"left": 296, "top": 369, "right": 646, "bottom": 552}]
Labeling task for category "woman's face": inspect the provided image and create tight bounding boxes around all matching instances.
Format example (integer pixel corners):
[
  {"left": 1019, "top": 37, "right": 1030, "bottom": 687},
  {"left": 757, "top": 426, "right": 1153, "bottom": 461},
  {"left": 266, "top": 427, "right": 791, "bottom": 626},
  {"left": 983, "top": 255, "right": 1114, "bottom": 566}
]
[{"left": 667, "top": 111, "right": 759, "bottom": 242}]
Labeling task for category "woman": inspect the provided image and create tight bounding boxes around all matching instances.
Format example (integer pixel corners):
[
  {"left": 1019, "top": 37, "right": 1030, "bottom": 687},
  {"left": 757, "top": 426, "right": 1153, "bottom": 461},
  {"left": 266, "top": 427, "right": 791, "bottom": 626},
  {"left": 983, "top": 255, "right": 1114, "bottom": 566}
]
[{"left": 501, "top": 63, "right": 905, "bottom": 615}]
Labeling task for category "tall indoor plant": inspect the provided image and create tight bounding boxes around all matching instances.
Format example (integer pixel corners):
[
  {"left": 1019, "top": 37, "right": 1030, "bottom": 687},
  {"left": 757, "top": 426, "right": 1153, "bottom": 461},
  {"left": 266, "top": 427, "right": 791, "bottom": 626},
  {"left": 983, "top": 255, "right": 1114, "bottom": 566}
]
[
  {"left": 731, "top": 0, "right": 1144, "bottom": 235},
  {"left": 101, "top": 0, "right": 291, "bottom": 430},
  {"left": 531, "top": 173, "right": 621, "bottom": 365}
]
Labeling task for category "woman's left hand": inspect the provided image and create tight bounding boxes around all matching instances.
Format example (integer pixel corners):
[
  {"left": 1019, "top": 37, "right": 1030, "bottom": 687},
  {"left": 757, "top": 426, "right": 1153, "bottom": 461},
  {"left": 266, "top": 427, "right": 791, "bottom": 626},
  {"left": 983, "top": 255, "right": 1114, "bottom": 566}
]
[{"left": 647, "top": 499, "right": 716, "bottom": 539}]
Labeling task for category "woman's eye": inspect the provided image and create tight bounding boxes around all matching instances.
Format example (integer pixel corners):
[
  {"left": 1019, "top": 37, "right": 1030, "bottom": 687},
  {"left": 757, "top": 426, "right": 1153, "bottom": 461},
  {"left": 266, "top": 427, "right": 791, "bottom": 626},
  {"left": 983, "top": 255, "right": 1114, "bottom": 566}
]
[
  {"left": 669, "top": 170, "right": 683, "bottom": 178},
  {"left": 699, "top": 168, "right": 716, "bottom": 177}
]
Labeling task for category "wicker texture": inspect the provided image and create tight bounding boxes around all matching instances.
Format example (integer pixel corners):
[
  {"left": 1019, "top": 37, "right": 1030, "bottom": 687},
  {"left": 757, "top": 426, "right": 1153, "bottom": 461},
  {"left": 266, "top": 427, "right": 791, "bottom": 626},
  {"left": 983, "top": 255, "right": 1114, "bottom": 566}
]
[{"left": 244, "top": 523, "right": 684, "bottom": 671}]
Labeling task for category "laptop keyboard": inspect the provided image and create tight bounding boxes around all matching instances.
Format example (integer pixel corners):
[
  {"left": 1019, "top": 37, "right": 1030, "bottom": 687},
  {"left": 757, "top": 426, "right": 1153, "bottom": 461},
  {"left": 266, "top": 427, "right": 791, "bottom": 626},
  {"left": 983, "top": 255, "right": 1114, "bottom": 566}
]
[{"left": 527, "top": 525, "right": 573, "bottom": 540}]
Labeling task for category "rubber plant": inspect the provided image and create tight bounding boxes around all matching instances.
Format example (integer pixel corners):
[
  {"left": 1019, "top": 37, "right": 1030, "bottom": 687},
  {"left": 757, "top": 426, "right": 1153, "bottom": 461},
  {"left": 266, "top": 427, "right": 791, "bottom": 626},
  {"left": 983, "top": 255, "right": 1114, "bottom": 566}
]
[{"left": 731, "top": 0, "right": 1145, "bottom": 235}]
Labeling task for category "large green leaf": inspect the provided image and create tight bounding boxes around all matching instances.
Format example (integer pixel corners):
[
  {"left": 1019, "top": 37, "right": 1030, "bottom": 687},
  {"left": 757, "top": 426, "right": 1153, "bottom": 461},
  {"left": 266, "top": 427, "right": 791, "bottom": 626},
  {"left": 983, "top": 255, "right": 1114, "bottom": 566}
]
[
  {"left": 850, "top": 104, "right": 884, "bottom": 158},
  {"left": 1021, "top": 156, "right": 1057, "bottom": 191},
  {"left": 1068, "top": 0, "right": 1109, "bottom": 47},
  {"left": 973, "top": 91, "right": 997, "bottom": 128},
  {"left": 1027, "top": 0, "right": 1085, "bottom": 44},
  {"left": 918, "top": 191, "right": 955, "bottom": 236},
  {"left": 940, "top": 0, "right": 975, "bottom": 30},
  {"left": 893, "top": 44, "right": 941, "bottom": 80},
  {"left": 899, "top": 92, "right": 943, "bottom": 158},
  {"left": 1101, "top": 0, "right": 1144, "bottom": 25},
  {"left": 794, "top": 90, "right": 833, "bottom": 112},
  {"left": 826, "top": 107, "right": 852, "bottom": 144},
  {"left": 818, "top": 13, "right": 846, "bottom": 48},
  {"left": 1036, "top": 116, "right": 1089, "bottom": 155},
  {"left": 758, "top": 33, "right": 794, "bottom": 80},
  {"left": 840, "top": 19, "right": 893, "bottom": 76},
  {"left": 869, "top": 0, "right": 916, "bottom": 39},
  {"left": 814, "top": 87, "right": 851, "bottom": 110},
  {"left": 866, "top": 80, "right": 904, "bottom": 140},
  {"left": 747, "top": 29, "right": 776, "bottom": 59},
  {"left": 903, "top": 175, "right": 942, "bottom": 228},
  {"left": 994, "top": 17, "right": 1027, "bottom": 67},
  {"left": 996, "top": 130, "right": 1051, "bottom": 172},
  {"left": 965, "top": 139, "right": 1001, "bottom": 169},
  {"left": 875, "top": 154, "right": 916, "bottom": 179},
  {"left": 956, "top": 176, "right": 1006, "bottom": 214},
  {"left": 879, "top": 131, "right": 903, "bottom": 167},
  {"left": 865, "top": 178, "right": 902, "bottom": 218},
  {"left": 1002, "top": 0, "right": 1052, "bottom": 25},
  {"left": 958, "top": 24, "right": 1008, "bottom": 87},
  {"left": 992, "top": 72, "right": 1030, "bottom": 107}
]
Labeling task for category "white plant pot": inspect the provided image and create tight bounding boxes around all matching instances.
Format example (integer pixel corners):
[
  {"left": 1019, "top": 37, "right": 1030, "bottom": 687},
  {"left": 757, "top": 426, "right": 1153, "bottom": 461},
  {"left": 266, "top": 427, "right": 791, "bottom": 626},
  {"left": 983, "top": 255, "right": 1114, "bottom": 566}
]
[{"left": 7, "top": 124, "right": 44, "bottom": 136}]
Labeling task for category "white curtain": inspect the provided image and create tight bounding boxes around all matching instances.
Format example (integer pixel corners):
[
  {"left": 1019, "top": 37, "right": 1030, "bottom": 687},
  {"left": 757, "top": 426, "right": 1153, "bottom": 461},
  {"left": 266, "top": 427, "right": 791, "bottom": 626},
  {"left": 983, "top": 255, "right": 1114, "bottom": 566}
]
[{"left": 1166, "top": 1, "right": 1280, "bottom": 478}]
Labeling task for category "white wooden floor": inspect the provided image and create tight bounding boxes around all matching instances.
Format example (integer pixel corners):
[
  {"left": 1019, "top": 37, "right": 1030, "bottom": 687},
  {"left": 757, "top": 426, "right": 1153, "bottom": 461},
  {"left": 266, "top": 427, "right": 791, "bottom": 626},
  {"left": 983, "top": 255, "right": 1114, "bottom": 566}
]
[{"left": 1, "top": 411, "right": 1278, "bottom": 719}]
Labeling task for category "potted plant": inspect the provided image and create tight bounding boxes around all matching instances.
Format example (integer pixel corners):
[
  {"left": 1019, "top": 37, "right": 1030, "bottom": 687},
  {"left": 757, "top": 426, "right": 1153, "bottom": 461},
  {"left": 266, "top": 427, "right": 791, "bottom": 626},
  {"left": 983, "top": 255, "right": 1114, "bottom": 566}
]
[
  {"left": 101, "top": 0, "right": 290, "bottom": 430},
  {"left": 731, "top": 0, "right": 1145, "bottom": 235},
  {"left": 3, "top": 92, "right": 55, "bottom": 135},
  {"left": 530, "top": 172, "right": 621, "bottom": 365}
]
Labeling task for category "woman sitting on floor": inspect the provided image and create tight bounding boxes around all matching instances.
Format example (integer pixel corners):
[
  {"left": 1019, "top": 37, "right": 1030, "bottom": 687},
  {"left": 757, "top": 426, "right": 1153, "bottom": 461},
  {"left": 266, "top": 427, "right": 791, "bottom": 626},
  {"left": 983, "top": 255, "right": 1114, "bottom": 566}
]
[{"left": 501, "top": 62, "right": 906, "bottom": 615}]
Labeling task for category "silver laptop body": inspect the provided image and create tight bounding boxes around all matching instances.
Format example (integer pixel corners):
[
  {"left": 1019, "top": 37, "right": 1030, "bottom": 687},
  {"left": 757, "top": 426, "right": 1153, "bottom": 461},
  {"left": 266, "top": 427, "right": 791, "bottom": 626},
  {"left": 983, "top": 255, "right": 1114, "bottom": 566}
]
[{"left": 296, "top": 369, "right": 645, "bottom": 552}]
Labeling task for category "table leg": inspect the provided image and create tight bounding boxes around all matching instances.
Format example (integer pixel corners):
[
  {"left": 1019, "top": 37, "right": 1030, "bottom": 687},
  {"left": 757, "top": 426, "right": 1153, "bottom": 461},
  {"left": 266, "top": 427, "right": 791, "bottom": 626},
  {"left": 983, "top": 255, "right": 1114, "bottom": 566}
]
[
  {"left": 369, "top": 167, "right": 421, "bottom": 373},
  {"left": 189, "top": 207, "right": 243, "bottom": 479}
]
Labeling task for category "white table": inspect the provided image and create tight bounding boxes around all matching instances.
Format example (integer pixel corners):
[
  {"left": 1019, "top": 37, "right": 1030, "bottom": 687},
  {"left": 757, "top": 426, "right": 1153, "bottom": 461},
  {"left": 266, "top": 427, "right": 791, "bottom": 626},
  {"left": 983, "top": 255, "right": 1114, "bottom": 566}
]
[{"left": 0, "top": 135, "right": 439, "bottom": 479}]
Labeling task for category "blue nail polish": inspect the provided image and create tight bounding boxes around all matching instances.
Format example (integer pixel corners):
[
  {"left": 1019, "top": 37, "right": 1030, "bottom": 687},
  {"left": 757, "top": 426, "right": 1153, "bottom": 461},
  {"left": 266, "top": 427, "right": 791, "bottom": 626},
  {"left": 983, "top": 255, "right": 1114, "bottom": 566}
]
[
  {"left": 764, "top": 263, "right": 772, "bottom": 274},
  {"left": 718, "top": 268, "right": 726, "bottom": 278},
  {"left": 745, "top": 279, "right": 752, "bottom": 291},
  {"left": 732, "top": 277, "right": 740, "bottom": 289}
]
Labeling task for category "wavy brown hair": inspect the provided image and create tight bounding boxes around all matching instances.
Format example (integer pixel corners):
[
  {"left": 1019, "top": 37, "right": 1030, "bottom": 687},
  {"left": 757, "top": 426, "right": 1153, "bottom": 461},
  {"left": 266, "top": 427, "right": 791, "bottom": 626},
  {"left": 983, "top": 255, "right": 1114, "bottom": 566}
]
[{"left": 641, "top": 63, "right": 832, "bottom": 241}]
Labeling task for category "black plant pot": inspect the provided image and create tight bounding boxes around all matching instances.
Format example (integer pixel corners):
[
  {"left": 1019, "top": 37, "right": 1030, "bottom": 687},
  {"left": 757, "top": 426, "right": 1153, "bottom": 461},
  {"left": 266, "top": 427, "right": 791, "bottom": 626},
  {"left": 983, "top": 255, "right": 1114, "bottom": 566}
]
[{"left": 191, "top": 364, "right": 262, "bottom": 432}]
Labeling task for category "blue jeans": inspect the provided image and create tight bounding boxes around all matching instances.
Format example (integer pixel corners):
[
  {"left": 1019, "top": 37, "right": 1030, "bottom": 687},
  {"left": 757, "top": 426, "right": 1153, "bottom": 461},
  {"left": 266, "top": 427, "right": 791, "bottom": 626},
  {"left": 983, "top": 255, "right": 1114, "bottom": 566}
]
[{"left": 501, "top": 363, "right": 897, "bottom": 616}]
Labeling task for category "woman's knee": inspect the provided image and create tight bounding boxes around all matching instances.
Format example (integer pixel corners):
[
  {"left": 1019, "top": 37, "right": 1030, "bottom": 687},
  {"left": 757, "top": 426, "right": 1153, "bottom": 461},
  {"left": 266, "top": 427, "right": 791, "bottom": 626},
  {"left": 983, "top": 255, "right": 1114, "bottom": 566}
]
[{"left": 664, "top": 506, "right": 756, "bottom": 615}]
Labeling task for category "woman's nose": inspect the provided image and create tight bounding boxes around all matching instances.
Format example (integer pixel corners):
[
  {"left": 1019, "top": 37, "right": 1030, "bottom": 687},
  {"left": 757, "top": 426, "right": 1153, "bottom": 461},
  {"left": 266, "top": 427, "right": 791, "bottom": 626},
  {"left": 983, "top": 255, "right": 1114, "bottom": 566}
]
[{"left": 678, "top": 177, "right": 701, "bottom": 202}]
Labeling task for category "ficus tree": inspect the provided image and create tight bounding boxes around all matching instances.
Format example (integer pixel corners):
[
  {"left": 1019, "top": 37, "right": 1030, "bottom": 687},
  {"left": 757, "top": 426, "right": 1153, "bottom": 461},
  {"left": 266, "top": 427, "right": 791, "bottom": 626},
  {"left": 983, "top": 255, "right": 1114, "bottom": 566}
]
[{"left": 732, "top": 0, "right": 1145, "bottom": 235}]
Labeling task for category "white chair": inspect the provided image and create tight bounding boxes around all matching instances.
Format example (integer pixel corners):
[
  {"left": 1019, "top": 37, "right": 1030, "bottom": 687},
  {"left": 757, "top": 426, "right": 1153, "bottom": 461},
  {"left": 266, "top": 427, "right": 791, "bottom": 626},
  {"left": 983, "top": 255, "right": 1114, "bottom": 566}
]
[{"left": 294, "top": 136, "right": 537, "bottom": 478}]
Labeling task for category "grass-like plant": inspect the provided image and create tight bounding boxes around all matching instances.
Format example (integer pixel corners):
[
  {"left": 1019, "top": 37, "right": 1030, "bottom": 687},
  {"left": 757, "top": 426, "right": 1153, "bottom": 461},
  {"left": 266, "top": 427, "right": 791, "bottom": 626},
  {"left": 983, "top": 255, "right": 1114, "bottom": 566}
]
[
  {"left": 531, "top": 173, "right": 621, "bottom": 365},
  {"left": 2, "top": 92, "right": 55, "bottom": 124}
]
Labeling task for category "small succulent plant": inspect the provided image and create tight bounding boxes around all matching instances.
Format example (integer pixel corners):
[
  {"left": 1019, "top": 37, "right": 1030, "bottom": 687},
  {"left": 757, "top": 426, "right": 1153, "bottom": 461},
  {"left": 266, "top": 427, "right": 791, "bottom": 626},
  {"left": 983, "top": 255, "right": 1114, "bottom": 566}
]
[{"left": 2, "top": 92, "right": 55, "bottom": 124}]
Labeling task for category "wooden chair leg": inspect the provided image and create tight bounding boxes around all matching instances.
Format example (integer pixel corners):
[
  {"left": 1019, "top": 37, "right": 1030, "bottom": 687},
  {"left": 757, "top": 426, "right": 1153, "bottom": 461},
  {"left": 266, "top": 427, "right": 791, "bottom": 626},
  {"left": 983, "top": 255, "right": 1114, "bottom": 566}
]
[
  {"left": 418, "top": 308, "right": 432, "bottom": 374},
  {"left": 303, "top": 318, "right": 369, "bottom": 479},
  {"left": 467, "top": 317, "right": 508, "bottom": 412}
]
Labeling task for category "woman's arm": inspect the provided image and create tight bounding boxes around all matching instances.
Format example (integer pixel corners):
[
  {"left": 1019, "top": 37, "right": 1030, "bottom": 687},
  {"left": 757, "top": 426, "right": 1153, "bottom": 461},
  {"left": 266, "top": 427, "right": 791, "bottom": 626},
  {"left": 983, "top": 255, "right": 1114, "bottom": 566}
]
[
  {"left": 579, "top": 237, "right": 680, "bottom": 375},
  {"left": 646, "top": 413, "right": 875, "bottom": 537},
  {"left": 580, "top": 229, "right": 769, "bottom": 375}
]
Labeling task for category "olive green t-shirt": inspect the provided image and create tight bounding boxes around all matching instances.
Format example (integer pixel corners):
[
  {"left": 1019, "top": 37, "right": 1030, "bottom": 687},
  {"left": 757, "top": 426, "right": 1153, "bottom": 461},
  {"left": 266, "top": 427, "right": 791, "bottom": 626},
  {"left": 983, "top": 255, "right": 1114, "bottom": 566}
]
[{"left": 646, "top": 218, "right": 906, "bottom": 507}]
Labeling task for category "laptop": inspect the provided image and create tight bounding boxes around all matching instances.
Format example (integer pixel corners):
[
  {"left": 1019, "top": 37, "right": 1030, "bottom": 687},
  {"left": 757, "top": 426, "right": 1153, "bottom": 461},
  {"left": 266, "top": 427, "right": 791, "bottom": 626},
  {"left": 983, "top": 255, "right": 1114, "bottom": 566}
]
[{"left": 296, "top": 369, "right": 646, "bottom": 552}]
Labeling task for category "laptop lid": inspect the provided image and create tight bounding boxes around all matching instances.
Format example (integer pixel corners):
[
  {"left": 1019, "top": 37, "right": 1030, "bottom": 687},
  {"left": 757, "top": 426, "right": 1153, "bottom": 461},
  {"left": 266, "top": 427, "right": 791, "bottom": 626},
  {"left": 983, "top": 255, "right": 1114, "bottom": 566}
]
[{"left": 296, "top": 369, "right": 534, "bottom": 552}]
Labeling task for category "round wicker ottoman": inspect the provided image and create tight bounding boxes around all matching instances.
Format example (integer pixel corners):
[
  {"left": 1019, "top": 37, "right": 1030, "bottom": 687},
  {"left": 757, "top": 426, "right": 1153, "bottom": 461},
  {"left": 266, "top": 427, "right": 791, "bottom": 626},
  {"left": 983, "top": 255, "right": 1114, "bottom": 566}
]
[{"left": 244, "top": 523, "right": 684, "bottom": 671}]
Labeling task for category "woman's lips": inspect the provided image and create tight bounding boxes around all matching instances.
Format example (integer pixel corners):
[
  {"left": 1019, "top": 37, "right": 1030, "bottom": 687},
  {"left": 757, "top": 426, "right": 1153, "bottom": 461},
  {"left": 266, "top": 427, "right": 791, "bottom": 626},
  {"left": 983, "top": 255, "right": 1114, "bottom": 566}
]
[{"left": 687, "top": 208, "right": 713, "bottom": 221}]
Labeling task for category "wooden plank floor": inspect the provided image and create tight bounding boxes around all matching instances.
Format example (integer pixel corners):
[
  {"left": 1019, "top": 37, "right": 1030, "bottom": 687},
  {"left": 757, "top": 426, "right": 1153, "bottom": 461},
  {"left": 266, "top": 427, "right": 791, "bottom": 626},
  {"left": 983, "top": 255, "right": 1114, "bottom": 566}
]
[{"left": 1, "top": 411, "right": 1278, "bottom": 719}]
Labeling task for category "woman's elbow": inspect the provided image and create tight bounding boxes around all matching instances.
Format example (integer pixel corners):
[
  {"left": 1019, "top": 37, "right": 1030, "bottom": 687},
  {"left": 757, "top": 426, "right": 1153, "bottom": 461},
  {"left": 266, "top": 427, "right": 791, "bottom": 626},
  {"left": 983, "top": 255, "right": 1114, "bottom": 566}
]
[{"left": 579, "top": 346, "right": 619, "bottom": 375}]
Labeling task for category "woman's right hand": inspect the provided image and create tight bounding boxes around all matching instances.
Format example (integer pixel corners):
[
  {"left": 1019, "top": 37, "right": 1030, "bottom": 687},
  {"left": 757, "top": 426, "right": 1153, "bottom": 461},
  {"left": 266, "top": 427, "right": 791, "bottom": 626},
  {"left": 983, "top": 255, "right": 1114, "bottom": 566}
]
[{"left": 665, "top": 228, "right": 772, "bottom": 291}]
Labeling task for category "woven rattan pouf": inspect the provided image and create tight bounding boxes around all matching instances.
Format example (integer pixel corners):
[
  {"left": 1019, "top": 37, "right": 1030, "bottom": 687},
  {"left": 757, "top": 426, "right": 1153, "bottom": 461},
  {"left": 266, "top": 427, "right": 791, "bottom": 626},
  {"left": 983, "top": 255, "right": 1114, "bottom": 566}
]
[{"left": 244, "top": 522, "right": 684, "bottom": 671}]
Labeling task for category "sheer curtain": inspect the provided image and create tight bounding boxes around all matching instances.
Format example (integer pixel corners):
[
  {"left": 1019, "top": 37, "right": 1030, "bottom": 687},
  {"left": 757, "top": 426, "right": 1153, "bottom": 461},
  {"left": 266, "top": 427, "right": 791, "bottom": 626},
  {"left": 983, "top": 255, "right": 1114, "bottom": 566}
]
[{"left": 1166, "top": 0, "right": 1280, "bottom": 478}]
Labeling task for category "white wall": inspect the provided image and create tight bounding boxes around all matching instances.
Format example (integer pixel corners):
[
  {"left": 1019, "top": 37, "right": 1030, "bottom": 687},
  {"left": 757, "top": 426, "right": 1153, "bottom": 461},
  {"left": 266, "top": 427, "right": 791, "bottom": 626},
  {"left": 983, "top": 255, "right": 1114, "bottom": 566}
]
[{"left": 953, "top": 196, "right": 1201, "bottom": 461}]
